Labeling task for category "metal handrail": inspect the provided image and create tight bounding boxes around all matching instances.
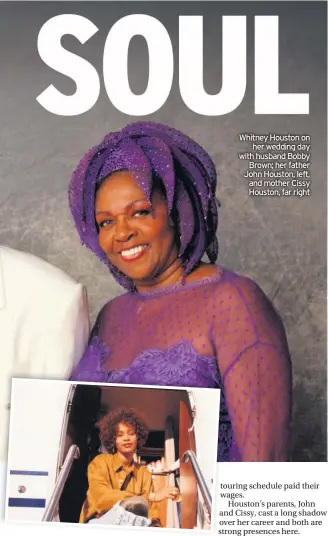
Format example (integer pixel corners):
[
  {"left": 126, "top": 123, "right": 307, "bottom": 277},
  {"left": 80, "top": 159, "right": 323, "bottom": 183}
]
[
  {"left": 181, "top": 450, "right": 212, "bottom": 515},
  {"left": 42, "top": 444, "right": 80, "bottom": 522}
]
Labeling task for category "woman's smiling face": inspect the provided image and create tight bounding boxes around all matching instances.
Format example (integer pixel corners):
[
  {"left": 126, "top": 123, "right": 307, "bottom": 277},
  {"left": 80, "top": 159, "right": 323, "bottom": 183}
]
[
  {"left": 95, "top": 171, "right": 179, "bottom": 285},
  {"left": 115, "top": 422, "right": 137, "bottom": 455}
]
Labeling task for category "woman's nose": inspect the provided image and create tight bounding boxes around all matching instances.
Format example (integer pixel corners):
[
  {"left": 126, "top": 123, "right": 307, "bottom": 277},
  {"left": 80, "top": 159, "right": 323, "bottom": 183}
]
[{"left": 115, "top": 218, "right": 136, "bottom": 242}]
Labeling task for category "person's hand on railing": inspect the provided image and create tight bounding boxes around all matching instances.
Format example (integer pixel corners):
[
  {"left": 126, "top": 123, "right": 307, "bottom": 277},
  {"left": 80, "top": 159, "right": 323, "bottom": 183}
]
[{"left": 149, "top": 486, "right": 180, "bottom": 502}]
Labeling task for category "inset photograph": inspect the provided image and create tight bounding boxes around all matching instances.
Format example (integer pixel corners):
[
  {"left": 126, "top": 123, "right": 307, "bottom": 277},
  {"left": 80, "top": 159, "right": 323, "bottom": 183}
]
[{"left": 5, "top": 379, "right": 220, "bottom": 530}]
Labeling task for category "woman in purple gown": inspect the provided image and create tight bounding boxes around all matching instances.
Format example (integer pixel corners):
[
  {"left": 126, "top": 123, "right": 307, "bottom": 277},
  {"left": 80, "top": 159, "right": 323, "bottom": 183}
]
[{"left": 69, "top": 122, "right": 292, "bottom": 462}]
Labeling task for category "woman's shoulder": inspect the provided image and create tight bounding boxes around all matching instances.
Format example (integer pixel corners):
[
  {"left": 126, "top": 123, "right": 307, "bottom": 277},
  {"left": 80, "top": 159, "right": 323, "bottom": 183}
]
[
  {"left": 88, "top": 453, "right": 112, "bottom": 470},
  {"left": 190, "top": 263, "right": 260, "bottom": 293},
  {"left": 189, "top": 262, "right": 258, "bottom": 286},
  {"left": 96, "top": 292, "right": 131, "bottom": 320},
  {"left": 208, "top": 268, "right": 287, "bottom": 341},
  {"left": 136, "top": 463, "right": 152, "bottom": 478},
  {"left": 218, "top": 267, "right": 262, "bottom": 292},
  {"left": 208, "top": 266, "right": 273, "bottom": 308}
]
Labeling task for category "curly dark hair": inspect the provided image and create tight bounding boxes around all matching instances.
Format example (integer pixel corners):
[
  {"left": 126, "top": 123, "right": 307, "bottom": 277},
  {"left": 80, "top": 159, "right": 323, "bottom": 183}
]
[{"left": 97, "top": 408, "right": 149, "bottom": 454}]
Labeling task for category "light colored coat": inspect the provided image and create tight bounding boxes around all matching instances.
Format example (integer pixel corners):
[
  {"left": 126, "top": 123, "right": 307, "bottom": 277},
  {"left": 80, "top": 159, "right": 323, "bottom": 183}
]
[{"left": 0, "top": 246, "right": 90, "bottom": 463}]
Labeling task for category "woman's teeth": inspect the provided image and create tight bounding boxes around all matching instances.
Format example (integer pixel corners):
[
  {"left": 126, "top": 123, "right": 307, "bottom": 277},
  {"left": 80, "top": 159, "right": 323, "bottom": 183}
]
[{"left": 121, "top": 245, "right": 147, "bottom": 258}]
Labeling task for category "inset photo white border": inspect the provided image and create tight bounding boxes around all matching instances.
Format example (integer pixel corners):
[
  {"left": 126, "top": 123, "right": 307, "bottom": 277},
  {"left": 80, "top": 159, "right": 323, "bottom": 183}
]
[{"left": 5, "top": 379, "right": 220, "bottom": 532}]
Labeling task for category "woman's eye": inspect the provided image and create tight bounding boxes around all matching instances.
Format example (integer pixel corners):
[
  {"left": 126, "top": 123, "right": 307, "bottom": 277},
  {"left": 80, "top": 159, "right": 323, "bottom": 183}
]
[
  {"left": 133, "top": 209, "right": 150, "bottom": 217},
  {"left": 99, "top": 219, "right": 113, "bottom": 228}
]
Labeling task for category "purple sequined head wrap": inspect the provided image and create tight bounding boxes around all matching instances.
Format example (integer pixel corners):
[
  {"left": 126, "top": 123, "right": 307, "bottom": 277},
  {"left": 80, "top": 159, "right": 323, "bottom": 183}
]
[{"left": 68, "top": 121, "right": 219, "bottom": 291}]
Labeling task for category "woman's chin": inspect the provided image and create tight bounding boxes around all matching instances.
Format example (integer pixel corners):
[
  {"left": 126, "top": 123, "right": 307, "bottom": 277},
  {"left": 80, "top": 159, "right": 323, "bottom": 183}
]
[{"left": 110, "top": 261, "right": 153, "bottom": 283}]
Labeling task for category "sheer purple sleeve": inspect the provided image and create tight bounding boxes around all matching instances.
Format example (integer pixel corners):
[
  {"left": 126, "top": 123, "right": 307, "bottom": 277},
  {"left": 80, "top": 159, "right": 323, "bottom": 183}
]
[
  {"left": 213, "top": 276, "right": 292, "bottom": 461},
  {"left": 69, "top": 308, "right": 110, "bottom": 383}
]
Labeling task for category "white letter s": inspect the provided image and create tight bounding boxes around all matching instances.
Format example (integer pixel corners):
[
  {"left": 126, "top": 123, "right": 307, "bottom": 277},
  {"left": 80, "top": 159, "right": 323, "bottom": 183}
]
[{"left": 37, "top": 14, "right": 100, "bottom": 116}]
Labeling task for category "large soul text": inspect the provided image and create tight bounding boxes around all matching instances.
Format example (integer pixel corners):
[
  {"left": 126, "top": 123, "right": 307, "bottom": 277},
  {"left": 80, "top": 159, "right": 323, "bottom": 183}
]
[{"left": 36, "top": 14, "right": 309, "bottom": 117}]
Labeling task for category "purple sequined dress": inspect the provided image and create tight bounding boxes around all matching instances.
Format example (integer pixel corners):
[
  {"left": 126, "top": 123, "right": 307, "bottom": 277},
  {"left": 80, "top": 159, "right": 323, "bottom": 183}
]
[{"left": 70, "top": 267, "right": 292, "bottom": 462}]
